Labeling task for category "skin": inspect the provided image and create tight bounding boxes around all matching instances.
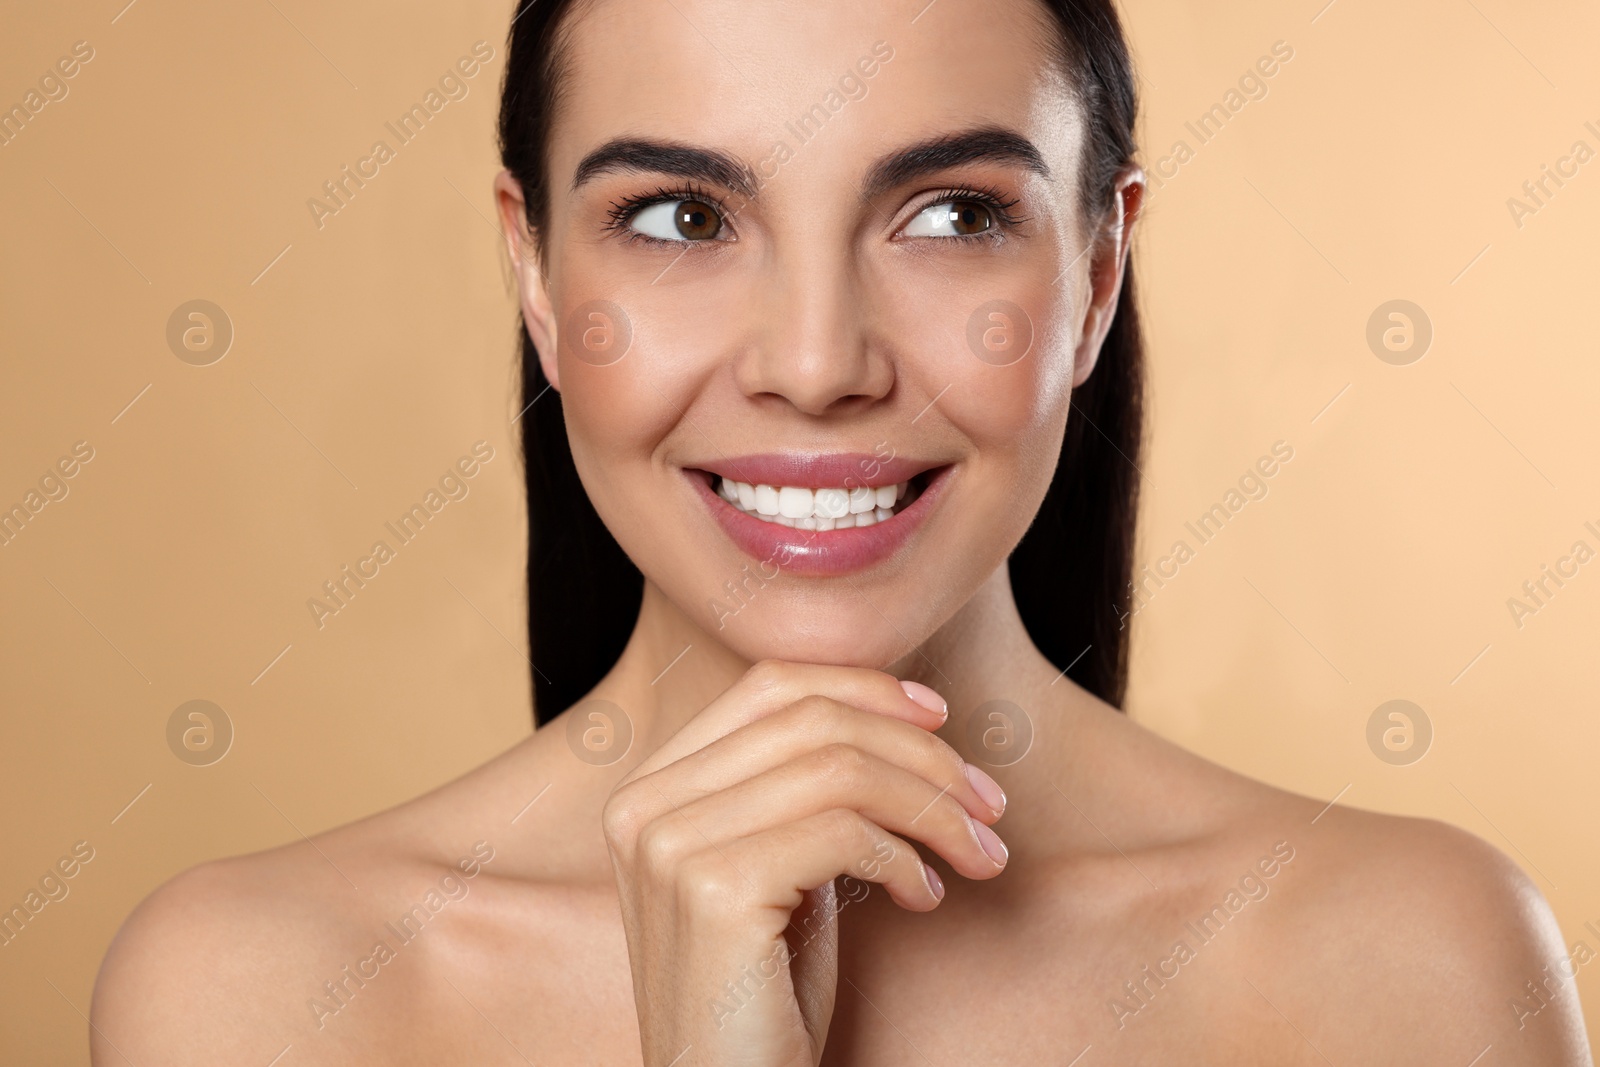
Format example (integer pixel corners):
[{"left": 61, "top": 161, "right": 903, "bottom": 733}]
[{"left": 91, "top": 0, "right": 1592, "bottom": 1064}]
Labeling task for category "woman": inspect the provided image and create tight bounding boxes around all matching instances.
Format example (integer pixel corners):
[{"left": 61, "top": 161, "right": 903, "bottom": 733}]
[{"left": 92, "top": 0, "right": 1592, "bottom": 1063}]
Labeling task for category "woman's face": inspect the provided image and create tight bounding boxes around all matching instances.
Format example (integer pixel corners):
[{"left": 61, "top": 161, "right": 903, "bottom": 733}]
[{"left": 500, "top": 0, "right": 1136, "bottom": 668}]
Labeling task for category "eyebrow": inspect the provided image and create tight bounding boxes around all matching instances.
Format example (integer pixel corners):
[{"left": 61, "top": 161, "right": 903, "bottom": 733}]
[
  {"left": 570, "top": 140, "right": 760, "bottom": 198},
  {"left": 859, "top": 126, "right": 1051, "bottom": 200},
  {"left": 567, "top": 125, "right": 1051, "bottom": 201}
]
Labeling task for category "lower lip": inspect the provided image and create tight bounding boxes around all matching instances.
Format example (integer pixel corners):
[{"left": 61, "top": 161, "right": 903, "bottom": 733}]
[{"left": 688, "top": 467, "right": 952, "bottom": 578}]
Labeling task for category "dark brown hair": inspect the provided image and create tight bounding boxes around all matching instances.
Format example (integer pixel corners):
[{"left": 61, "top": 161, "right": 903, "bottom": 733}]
[{"left": 498, "top": 0, "right": 1143, "bottom": 724}]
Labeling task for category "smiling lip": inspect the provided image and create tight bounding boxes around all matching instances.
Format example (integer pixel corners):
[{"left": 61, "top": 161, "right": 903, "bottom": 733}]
[
  {"left": 695, "top": 453, "right": 936, "bottom": 489},
  {"left": 685, "top": 454, "right": 953, "bottom": 578}
]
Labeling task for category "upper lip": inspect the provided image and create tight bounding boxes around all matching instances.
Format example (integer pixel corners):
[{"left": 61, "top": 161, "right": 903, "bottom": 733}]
[{"left": 689, "top": 453, "right": 946, "bottom": 489}]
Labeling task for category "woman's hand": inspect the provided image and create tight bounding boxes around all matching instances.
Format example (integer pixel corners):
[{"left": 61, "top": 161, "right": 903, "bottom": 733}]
[{"left": 603, "top": 661, "right": 1009, "bottom": 1067}]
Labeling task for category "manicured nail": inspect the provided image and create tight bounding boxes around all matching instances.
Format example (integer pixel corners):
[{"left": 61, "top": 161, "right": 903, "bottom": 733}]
[
  {"left": 963, "top": 763, "right": 1006, "bottom": 815},
  {"left": 972, "top": 819, "right": 1008, "bottom": 866},
  {"left": 924, "top": 862, "right": 945, "bottom": 901},
  {"left": 899, "top": 680, "right": 947, "bottom": 718}
]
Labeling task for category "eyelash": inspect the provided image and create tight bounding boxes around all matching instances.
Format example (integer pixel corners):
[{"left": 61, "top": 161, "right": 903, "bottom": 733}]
[
  {"left": 600, "top": 181, "right": 1029, "bottom": 249},
  {"left": 905, "top": 183, "right": 1029, "bottom": 244},
  {"left": 602, "top": 180, "right": 729, "bottom": 248}
]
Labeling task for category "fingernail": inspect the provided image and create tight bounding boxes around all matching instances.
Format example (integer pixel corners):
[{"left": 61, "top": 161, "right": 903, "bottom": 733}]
[
  {"left": 963, "top": 763, "right": 1006, "bottom": 815},
  {"left": 924, "top": 862, "right": 945, "bottom": 901},
  {"left": 899, "top": 680, "right": 947, "bottom": 718},
  {"left": 972, "top": 819, "right": 1008, "bottom": 866}
]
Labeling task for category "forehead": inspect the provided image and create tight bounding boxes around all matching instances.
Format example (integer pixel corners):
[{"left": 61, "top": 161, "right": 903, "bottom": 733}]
[{"left": 547, "top": 0, "right": 1081, "bottom": 190}]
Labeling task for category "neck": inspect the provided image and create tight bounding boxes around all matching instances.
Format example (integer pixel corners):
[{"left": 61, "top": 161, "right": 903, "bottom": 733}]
[{"left": 591, "top": 563, "right": 1068, "bottom": 767}]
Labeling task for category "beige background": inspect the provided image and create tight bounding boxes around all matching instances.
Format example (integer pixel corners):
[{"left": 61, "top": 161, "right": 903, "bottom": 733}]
[{"left": 3, "top": 0, "right": 1597, "bottom": 1061}]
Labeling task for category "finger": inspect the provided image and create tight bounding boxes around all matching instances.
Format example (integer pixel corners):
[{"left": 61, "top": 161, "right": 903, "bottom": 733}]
[
  {"left": 680, "top": 809, "right": 945, "bottom": 920},
  {"left": 641, "top": 745, "right": 1007, "bottom": 881},
  {"left": 622, "top": 661, "right": 947, "bottom": 781},
  {"left": 621, "top": 695, "right": 1006, "bottom": 829}
]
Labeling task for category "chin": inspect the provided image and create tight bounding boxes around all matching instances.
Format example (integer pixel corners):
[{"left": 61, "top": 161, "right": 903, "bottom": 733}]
[
  {"left": 654, "top": 536, "right": 990, "bottom": 671},
  {"left": 703, "top": 604, "right": 934, "bottom": 672}
]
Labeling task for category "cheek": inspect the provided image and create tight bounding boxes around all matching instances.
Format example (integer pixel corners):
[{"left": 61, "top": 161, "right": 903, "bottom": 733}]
[
  {"left": 553, "top": 270, "right": 730, "bottom": 474},
  {"left": 881, "top": 271, "right": 1076, "bottom": 450}
]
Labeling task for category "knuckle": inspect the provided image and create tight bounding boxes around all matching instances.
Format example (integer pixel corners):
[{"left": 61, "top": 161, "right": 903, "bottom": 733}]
[
  {"left": 635, "top": 817, "right": 689, "bottom": 875},
  {"left": 789, "top": 693, "right": 849, "bottom": 732},
  {"left": 822, "top": 807, "right": 872, "bottom": 849},
  {"left": 742, "top": 658, "right": 790, "bottom": 694},
  {"left": 599, "top": 800, "right": 630, "bottom": 848},
  {"left": 600, "top": 787, "right": 645, "bottom": 850},
  {"left": 679, "top": 853, "right": 741, "bottom": 910},
  {"left": 935, "top": 793, "right": 973, "bottom": 835},
  {"left": 916, "top": 729, "right": 965, "bottom": 779},
  {"left": 813, "top": 741, "right": 868, "bottom": 784},
  {"left": 856, "top": 834, "right": 903, "bottom": 881}
]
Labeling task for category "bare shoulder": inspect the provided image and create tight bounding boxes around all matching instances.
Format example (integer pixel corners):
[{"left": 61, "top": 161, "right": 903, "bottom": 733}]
[
  {"left": 1091, "top": 705, "right": 1591, "bottom": 1063},
  {"left": 89, "top": 727, "right": 613, "bottom": 1065},
  {"left": 1054, "top": 698, "right": 1592, "bottom": 1063},
  {"left": 91, "top": 839, "right": 372, "bottom": 1064},
  {"left": 1254, "top": 798, "right": 1592, "bottom": 1065}
]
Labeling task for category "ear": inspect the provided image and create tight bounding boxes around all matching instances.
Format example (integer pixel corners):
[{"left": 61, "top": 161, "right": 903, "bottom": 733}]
[
  {"left": 1072, "top": 167, "right": 1145, "bottom": 388},
  {"left": 493, "top": 168, "right": 560, "bottom": 391}
]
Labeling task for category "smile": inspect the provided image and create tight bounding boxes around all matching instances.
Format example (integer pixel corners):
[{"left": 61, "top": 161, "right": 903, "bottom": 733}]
[
  {"left": 714, "top": 477, "right": 919, "bottom": 530},
  {"left": 686, "top": 454, "right": 952, "bottom": 578}
]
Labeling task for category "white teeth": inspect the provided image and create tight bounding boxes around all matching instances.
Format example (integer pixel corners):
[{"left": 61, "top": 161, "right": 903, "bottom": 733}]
[
  {"left": 778, "top": 486, "right": 813, "bottom": 518},
  {"left": 755, "top": 484, "right": 780, "bottom": 516},
  {"left": 715, "top": 475, "right": 919, "bottom": 530},
  {"left": 814, "top": 488, "right": 849, "bottom": 519}
]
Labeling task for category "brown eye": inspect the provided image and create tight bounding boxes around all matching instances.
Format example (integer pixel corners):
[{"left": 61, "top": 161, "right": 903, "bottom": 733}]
[
  {"left": 945, "top": 199, "right": 993, "bottom": 236},
  {"left": 904, "top": 197, "right": 1002, "bottom": 239},
  {"left": 628, "top": 198, "right": 725, "bottom": 242},
  {"left": 675, "top": 199, "right": 722, "bottom": 240}
]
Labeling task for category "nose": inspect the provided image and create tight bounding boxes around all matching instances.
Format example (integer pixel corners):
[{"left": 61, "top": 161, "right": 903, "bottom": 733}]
[{"left": 732, "top": 249, "right": 894, "bottom": 416}]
